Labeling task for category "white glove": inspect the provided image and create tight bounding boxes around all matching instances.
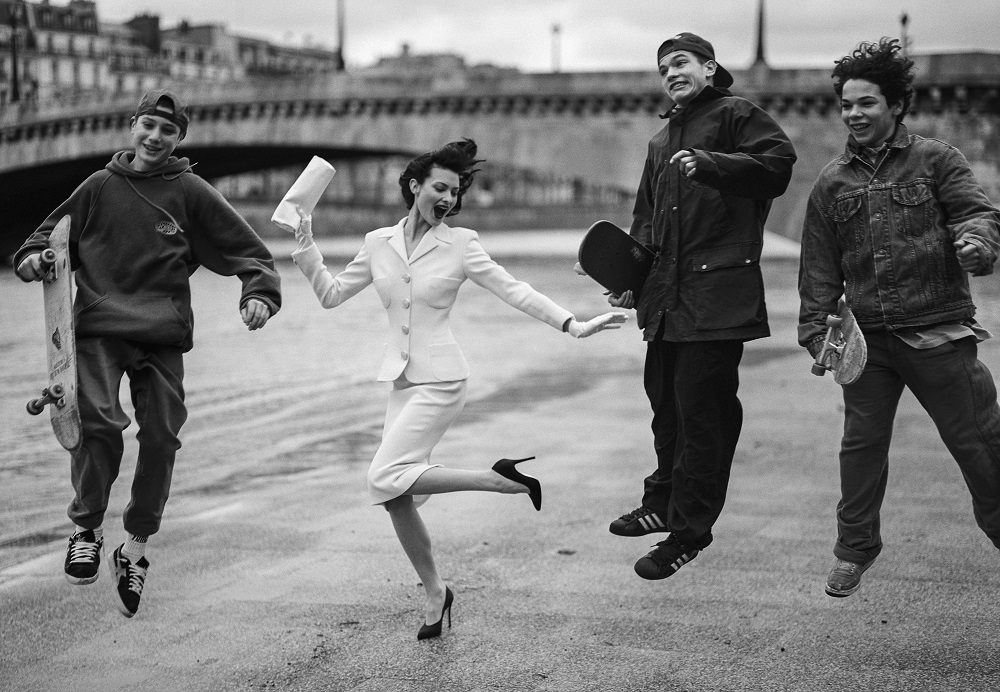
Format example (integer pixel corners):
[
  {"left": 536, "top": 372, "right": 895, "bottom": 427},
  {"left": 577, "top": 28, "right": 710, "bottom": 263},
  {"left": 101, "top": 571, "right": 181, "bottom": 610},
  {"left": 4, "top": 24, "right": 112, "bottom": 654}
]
[
  {"left": 567, "top": 312, "right": 629, "bottom": 338},
  {"left": 295, "top": 212, "right": 313, "bottom": 239},
  {"left": 294, "top": 212, "right": 314, "bottom": 252}
]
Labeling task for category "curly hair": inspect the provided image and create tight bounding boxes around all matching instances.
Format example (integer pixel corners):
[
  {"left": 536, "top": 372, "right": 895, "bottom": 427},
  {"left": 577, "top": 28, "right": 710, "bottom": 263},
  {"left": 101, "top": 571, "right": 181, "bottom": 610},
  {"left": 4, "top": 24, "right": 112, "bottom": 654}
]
[
  {"left": 832, "top": 38, "right": 915, "bottom": 122},
  {"left": 398, "top": 138, "right": 484, "bottom": 216}
]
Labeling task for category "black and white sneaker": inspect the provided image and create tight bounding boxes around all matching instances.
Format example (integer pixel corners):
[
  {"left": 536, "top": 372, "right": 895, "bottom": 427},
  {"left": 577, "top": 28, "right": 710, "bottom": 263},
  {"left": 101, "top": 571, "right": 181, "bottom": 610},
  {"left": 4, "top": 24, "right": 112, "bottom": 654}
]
[
  {"left": 609, "top": 506, "right": 668, "bottom": 537},
  {"left": 64, "top": 529, "right": 103, "bottom": 585},
  {"left": 109, "top": 545, "right": 149, "bottom": 618},
  {"left": 633, "top": 535, "right": 699, "bottom": 580}
]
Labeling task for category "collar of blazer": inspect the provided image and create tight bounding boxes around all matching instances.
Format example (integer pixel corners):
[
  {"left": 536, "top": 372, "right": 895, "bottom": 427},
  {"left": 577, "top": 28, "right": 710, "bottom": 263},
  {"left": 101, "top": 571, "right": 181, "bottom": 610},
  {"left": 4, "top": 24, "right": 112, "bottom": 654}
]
[{"left": 379, "top": 218, "right": 456, "bottom": 264}]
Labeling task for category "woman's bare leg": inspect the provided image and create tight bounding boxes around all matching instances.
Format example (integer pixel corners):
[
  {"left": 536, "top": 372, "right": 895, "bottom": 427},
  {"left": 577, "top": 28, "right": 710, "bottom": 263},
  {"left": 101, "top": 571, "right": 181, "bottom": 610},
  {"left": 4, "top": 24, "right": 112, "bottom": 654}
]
[
  {"left": 406, "top": 467, "right": 527, "bottom": 496},
  {"left": 384, "top": 495, "right": 448, "bottom": 625}
]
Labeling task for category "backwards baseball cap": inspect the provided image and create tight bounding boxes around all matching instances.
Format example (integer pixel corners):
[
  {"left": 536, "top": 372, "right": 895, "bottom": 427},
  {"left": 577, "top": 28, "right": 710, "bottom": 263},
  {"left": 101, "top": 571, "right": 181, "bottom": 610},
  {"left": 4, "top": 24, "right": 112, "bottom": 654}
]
[
  {"left": 656, "top": 32, "right": 734, "bottom": 89},
  {"left": 134, "top": 90, "right": 189, "bottom": 136}
]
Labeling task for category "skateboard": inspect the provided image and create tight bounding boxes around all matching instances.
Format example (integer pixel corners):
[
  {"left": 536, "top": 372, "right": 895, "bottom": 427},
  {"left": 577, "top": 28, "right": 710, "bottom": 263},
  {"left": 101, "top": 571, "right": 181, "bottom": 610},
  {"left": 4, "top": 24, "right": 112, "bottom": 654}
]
[
  {"left": 26, "top": 215, "right": 82, "bottom": 451},
  {"left": 811, "top": 300, "right": 868, "bottom": 385},
  {"left": 577, "top": 220, "right": 654, "bottom": 301}
]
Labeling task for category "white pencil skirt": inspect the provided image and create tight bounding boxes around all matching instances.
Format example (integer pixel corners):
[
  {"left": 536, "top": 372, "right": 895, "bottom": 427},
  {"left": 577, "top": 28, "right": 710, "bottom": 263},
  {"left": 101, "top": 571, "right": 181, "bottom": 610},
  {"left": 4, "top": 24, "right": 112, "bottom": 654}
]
[{"left": 367, "top": 377, "right": 469, "bottom": 506}]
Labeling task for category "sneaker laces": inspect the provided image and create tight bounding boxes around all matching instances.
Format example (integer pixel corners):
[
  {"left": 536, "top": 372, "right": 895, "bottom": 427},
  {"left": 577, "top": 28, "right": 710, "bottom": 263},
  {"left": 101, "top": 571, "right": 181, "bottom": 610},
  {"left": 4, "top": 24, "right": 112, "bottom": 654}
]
[
  {"left": 68, "top": 535, "right": 101, "bottom": 565},
  {"left": 124, "top": 561, "right": 148, "bottom": 594},
  {"left": 648, "top": 535, "right": 694, "bottom": 562},
  {"left": 830, "top": 560, "right": 862, "bottom": 579},
  {"left": 621, "top": 506, "right": 653, "bottom": 521}
]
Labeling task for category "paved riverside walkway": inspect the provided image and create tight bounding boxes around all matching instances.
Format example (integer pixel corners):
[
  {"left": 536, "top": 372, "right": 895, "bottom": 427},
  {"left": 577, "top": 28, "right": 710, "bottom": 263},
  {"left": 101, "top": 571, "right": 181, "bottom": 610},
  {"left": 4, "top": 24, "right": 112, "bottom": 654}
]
[{"left": 1, "top": 244, "right": 998, "bottom": 692}]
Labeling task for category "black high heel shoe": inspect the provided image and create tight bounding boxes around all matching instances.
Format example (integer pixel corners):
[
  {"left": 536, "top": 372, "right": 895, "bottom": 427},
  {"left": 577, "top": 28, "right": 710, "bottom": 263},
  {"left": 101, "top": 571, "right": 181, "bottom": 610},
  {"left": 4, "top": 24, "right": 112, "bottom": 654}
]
[
  {"left": 492, "top": 456, "right": 541, "bottom": 511},
  {"left": 417, "top": 587, "right": 454, "bottom": 641}
]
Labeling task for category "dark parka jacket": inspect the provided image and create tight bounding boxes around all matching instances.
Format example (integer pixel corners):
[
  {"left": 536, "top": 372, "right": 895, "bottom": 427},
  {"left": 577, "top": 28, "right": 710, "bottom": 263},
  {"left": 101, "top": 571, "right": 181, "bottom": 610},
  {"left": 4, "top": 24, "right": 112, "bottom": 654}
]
[{"left": 631, "top": 85, "right": 796, "bottom": 342}]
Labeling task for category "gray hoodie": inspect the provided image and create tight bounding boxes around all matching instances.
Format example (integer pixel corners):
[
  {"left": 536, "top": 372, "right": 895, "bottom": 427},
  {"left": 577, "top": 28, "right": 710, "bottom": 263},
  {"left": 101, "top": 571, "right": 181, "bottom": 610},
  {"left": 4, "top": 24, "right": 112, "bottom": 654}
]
[{"left": 13, "top": 151, "right": 281, "bottom": 351}]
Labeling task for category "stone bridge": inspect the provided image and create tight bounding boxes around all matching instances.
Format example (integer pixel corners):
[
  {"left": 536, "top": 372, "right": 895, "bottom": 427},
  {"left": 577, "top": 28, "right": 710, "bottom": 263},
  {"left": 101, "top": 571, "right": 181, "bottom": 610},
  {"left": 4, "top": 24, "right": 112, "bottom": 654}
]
[{"left": 2, "top": 56, "right": 998, "bottom": 257}]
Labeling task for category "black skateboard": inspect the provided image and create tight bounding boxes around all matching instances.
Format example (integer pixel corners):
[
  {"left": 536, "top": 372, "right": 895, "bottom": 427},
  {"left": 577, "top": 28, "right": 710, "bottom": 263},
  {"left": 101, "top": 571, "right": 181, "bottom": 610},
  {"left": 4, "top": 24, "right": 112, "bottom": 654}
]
[{"left": 577, "top": 220, "right": 654, "bottom": 300}]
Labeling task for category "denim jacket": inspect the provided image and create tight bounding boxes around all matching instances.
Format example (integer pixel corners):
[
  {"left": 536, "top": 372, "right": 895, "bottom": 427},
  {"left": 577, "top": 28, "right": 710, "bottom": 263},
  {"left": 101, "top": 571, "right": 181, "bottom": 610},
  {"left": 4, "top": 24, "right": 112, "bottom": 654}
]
[{"left": 798, "top": 125, "right": 1000, "bottom": 352}]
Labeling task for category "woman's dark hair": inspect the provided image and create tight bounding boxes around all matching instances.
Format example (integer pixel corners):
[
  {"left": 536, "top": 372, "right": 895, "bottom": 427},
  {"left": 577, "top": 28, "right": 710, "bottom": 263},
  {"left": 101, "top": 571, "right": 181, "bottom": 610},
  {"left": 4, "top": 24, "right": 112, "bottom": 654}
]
[
  {"left": 832, "top": 38, "right": 915, "bottom": 122},
  {"left": 398, "top": 138, "right": 484, "bottom": 216}
]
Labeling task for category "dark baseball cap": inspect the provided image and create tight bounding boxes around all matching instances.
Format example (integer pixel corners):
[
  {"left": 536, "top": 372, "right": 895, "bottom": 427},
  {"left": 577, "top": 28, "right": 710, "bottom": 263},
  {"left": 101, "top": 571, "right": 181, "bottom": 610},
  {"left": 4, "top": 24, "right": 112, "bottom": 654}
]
[
  {"left": 656, "top": 32, "right": 734, "bottom": 88},
  {"left": 134, "top": 90, "right": 189, "bottom": 136}
]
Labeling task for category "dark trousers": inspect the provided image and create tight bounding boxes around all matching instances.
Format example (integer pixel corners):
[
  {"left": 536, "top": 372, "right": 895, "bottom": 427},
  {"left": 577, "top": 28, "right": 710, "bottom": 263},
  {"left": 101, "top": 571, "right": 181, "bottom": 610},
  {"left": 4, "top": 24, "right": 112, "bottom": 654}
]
[
  {"left": 69, "top": 337, "right": 187, "bottom": 537},
  {"left": 836, "top": 332, "right": 1000, "bottom": 564},
  {"left": 640, "top": 339, "right": 744, "bottom": 550}
]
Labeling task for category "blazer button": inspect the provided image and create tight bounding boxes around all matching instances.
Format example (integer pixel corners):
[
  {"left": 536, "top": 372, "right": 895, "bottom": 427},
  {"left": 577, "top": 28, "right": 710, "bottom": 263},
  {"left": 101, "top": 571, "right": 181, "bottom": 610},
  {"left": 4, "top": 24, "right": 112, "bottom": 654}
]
[
  {"left": 402, "top": 274, "right": 411, "bottom": 283},
  {"left": 402, "top": 299, "right": 411, "bottom": 308},
  {"left": 402, "top": 325, "right": 409, "bottom": 334},
  {"left": 401, "top": 351, "right": 409, "bottom": 360}
]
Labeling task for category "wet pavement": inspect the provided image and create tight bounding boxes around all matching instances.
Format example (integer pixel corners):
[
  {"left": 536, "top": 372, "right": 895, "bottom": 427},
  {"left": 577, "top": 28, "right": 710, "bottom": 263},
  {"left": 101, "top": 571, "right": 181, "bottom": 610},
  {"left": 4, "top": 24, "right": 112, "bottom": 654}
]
[{"left": 1, "top": 235, "right": 999, "bottom": 691}]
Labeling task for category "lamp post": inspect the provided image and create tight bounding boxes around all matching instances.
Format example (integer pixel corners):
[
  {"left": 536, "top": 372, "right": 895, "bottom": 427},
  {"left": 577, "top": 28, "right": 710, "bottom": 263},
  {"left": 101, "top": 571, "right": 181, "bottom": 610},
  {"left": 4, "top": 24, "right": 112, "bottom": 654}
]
[{"left": 8, "top": 0, "right": 26, "bottom": 102}]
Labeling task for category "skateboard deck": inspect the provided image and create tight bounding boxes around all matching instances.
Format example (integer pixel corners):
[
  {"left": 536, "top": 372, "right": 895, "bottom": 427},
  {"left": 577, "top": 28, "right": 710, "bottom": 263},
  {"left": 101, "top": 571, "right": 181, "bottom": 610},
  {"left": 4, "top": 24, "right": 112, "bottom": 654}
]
[
  {"left": 26, "top": 216, "right": 82, "bottom": 451},
  {"left": 811, "top": 300, "right": 868, "bottom": 385},
  {"left": 577, "top": 220, "right": 654, "bottom": 301}
]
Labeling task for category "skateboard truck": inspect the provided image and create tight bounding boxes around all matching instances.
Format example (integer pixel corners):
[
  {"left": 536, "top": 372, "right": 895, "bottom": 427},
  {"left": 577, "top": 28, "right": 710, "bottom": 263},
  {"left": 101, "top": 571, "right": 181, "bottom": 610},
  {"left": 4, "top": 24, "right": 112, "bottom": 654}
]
[
  {"left": 811, "top": 313, "right": 844, "bottom": 376},
  {"left": 27, "top": 384, "right": 67, "bottom": 415},
  {"left": 38, "top": 248, "right": 59, "bottom": 280}
]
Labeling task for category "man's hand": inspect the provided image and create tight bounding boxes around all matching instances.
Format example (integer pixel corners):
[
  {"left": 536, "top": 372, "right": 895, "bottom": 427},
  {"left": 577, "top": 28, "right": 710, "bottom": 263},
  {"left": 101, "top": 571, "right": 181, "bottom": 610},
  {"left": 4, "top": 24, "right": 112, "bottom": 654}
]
[
  {"left": 607, "top": 290, "right": 635, "bottom": 309},
  {"left": 15, "top": 253, "right": 45, "bottom": 282},
  {"left": 955, "top": 238, "right": 982, "bottom": 274},
  {"left": 242, "top": 299, "right": 271, "bottom": 330},
  {"left": 669, "top": 149, "right": 698, "bottom": 178}
]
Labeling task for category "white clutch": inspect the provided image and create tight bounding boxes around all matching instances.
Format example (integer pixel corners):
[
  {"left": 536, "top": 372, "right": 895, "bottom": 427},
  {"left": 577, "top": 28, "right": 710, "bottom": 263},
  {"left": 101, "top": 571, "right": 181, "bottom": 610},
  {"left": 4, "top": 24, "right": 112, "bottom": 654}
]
[{"left": 271, "top": 156, "right": 337, "bottom": 232}]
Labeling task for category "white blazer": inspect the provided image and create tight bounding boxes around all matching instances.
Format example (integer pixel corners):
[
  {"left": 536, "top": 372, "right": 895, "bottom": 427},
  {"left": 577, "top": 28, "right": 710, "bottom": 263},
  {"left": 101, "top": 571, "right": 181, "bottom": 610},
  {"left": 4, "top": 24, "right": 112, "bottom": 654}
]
[{"left": 292, "top": 219, "right": 574, "bottom": 383}]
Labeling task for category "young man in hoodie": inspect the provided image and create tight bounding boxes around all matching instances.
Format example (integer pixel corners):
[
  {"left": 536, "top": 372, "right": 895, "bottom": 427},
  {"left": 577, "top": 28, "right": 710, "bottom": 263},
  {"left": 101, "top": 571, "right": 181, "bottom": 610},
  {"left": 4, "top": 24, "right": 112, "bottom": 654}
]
[
  {"left": 605, "top": 34, "right": 796, "bottom": 580},
  {"left": 13, "top": 90, "right": 281, "bottom": 617}
]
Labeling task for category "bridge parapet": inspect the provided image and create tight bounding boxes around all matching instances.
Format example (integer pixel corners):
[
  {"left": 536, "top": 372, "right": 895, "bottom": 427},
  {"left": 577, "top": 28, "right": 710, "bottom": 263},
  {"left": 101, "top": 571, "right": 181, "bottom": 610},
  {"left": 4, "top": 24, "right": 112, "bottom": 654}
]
[{"left": 3, "top": 50, "right": 999, "bottom": 130}]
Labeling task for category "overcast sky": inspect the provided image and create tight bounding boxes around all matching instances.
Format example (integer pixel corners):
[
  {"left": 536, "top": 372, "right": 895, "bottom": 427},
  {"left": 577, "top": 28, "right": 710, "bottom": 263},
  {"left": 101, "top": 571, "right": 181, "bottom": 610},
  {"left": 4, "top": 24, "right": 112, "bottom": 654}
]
[{"left": 96, "top": 1, "right": 1000, "bottom": 72}]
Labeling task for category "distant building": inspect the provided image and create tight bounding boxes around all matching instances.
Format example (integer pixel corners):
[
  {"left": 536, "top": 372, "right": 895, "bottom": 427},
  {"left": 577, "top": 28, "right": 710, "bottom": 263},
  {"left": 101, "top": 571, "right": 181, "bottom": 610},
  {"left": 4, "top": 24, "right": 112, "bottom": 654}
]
[
  {"left": 0, "top": 0, "right": 342, "bottom": 108},
  {"left": 1, "top": 0, "right": 108, "bottom": 104}
]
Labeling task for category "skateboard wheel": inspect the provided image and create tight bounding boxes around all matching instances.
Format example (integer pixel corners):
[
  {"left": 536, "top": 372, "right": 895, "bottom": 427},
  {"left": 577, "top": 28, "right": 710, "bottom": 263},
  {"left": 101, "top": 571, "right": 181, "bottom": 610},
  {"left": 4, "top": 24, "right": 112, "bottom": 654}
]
[
  {"left": 810, "top": 363, "right": 828, "bottom": 376},
  {"left": 49, "top": 384, "right": 64, "bottom": 397},
  {"left": 27, "top": 398, "right": 45, "bottom": 415},
  {"left": 40, "top": 248, "right": 57, "bottom": 264}
]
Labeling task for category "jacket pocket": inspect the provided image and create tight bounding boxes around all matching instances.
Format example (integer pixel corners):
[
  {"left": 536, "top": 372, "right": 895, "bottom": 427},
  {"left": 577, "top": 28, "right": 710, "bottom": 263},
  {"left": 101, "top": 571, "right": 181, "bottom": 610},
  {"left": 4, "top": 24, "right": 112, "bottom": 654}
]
[
  {"left": 428, "top": 342, "right": 469, "bottom": 381},
  {"left": 688, "top": 243, "right": 764, "bottom": 331},
  {"left": 829, "top": 192, "right": 865, "bottom": 247},
  {"left": 74, "top": 292, "right": 191, "bottom": 345},
  {"left": 890, "top": 181, "right": 936, "bottom": 237},
  {"left": 423, "top": 276, "right": 462, "bottom": 309}
]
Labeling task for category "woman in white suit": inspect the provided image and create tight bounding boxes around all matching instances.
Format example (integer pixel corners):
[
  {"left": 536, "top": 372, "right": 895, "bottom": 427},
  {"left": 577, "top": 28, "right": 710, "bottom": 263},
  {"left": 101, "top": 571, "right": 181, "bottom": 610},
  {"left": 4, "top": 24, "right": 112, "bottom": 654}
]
[{"left": 292, "top": 140, "right": 626, "bottom": 639}]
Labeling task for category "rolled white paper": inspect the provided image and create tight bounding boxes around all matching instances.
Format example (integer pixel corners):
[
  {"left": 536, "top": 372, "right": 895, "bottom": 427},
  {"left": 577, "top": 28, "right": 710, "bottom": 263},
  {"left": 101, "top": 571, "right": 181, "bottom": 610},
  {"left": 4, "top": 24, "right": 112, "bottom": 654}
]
[{"left": 271, "top": 156, "right": 337, "bottom": 232}]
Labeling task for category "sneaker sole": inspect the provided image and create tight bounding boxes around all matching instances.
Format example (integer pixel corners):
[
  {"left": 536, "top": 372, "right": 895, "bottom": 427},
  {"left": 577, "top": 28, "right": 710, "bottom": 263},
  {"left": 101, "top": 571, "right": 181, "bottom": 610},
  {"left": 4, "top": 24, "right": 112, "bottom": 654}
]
[
  {"left": 610, "top": 525, "right": 670, "bottom": 537},
  {"left": 65, "top": 572, "right": 99, "bottom": 586}
]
